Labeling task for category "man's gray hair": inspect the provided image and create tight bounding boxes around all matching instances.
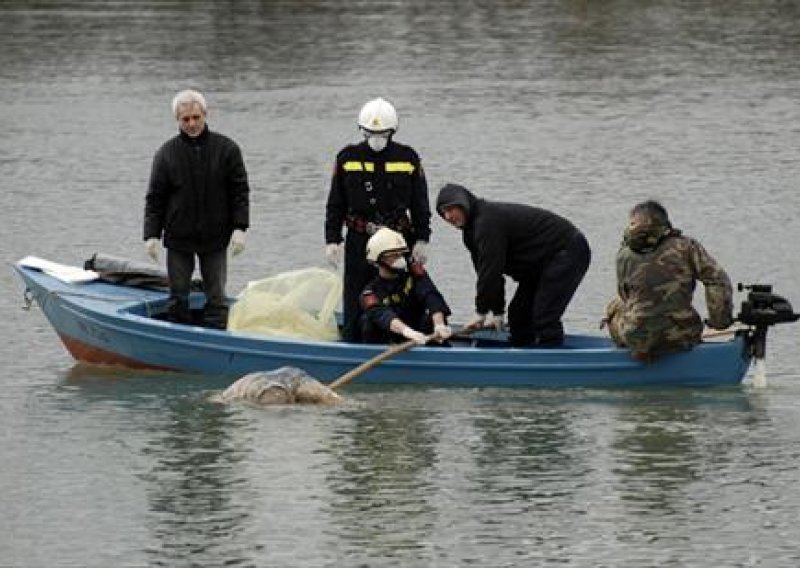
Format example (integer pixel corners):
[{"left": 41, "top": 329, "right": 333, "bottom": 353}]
[{"left": 171, "top": 89, "right": 207, "bottom": 116}]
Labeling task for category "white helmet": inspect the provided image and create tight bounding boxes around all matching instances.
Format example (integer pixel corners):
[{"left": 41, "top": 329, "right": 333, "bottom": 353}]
[
  {"left": 366, "top": 228, "right": 408, "bottom": 263},
  {"left": 357, "top": 97, "right": 398, "bottom": 133}
]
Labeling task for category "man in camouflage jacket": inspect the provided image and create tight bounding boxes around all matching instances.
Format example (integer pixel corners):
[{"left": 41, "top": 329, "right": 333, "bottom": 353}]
[{"left": 604, "top": 200, "right": 733, "bottom": 359}]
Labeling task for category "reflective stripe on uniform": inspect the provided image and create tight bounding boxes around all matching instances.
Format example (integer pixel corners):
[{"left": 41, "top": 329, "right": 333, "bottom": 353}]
[
  {"left": 342, "top": 161, "right": 375, "bottom": 172},
  {"left": 383, "top": 276, "right": 415, "bottom": 306},
  {"left": 385, "top": 162, "right": 415, "bottom": 174},
  {"left": 342, "top": 161, "right": 414, "bottom": 174}
]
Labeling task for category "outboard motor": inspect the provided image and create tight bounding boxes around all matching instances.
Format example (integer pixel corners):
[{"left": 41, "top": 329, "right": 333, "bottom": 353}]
[{"left": 736, "top": 283, "right": 799, "bottom": 359}]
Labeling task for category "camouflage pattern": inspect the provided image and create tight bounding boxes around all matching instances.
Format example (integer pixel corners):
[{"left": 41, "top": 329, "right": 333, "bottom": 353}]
[{"left": 605, "top": 230, "right": 733, "bottom": 356}]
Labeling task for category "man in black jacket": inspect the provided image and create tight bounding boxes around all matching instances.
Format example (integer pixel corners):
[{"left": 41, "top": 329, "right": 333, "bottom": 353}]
[
  {"left": 436, "top": 183, "right": 591, "bottom": 347},
  {"left": 324, "top": 97, "right": 431, "bottom": 342},
  {"left": 143, "top": 89, "right": 250, "bottom": 328}
]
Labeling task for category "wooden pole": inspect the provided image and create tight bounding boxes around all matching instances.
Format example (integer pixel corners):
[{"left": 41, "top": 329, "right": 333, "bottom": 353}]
[
  {"left": 327, "top": 335, "right": 434, "bottom": 391},
  {"left": 701, "top": 324, "right": 748, "bottom": 339}
]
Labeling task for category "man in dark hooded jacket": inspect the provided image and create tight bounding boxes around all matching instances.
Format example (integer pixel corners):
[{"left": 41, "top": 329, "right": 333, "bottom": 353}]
[{"left": 436, "top": 183, "right": 591, "bottom": 347}]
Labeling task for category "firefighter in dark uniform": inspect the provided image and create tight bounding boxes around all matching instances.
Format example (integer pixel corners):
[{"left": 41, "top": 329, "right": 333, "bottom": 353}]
[
  {"left": 359, "top": 228, "right": 451, "bottom": 345},
  {"left": 324, "top": 97, "right": 432, "bottom": 342}
]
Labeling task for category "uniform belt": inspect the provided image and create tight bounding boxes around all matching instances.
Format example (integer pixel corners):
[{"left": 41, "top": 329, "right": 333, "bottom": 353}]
[
  {"left": 346, "top": 215, "right": 411, "bottom": 235},
  {"left": 345, "top": 216, "right": 379, "bottom": 235}
]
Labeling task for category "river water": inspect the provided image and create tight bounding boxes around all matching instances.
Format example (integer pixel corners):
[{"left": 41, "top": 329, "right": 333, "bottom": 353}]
[{"left": 2, "top": 1, "right": 800, "bottom": 566}]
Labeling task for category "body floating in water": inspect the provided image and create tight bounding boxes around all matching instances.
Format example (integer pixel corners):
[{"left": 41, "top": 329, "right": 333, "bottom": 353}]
[{"left": 214, "top": 366, "right": 344, "bottom": 405}]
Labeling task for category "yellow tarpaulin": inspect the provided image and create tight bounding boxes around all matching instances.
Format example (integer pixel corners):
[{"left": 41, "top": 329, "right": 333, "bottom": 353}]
[{"left": 227, "top": 267, "right": 342, "bottom": 341}]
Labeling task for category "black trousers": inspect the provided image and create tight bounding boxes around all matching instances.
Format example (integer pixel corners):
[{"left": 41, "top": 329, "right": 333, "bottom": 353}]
[
  {"left": 166, "top": 247, "right": 228, "bottom": 328},
  {"left": 507, "top": 231, "right": 591, "bottom": 347},
  {"left": 341, "top": 231, "right": 377, "bottom": 342}
]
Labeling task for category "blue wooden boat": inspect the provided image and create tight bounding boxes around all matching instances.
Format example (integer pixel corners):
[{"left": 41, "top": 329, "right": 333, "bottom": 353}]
[{"left": 12, "top": 257, "right": 797, "bottom": 388}]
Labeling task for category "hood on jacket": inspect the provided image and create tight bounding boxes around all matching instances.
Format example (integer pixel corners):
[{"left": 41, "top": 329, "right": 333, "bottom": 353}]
[{"left": 436, "top": 183, "right": 476, "bottom": 222}]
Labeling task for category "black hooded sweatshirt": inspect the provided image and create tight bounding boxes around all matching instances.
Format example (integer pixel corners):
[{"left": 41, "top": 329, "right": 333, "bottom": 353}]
[{"left": 436, "top": 183, "right": 579, "bottom": 315}]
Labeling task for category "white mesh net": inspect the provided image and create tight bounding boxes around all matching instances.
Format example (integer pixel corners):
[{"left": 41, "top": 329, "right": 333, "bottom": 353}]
[{"left": 227, "top": 267, "right": 342, "bottom": 341}]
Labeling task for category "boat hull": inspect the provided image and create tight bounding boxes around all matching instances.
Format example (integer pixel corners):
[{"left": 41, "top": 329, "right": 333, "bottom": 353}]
[{"left": 14, "top": 263, "right": 752, "bottom": 387}]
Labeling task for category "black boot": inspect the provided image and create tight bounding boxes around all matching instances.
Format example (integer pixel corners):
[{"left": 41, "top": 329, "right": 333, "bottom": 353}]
[
  {"left": 166, "top": 296, "right": 191, "bottom": 324},
  {"left": 203, "top": 303, "right": 229, "bottom": 330},
  {"left": 533, "top": 323, "right": 564, "bottom": 348}
]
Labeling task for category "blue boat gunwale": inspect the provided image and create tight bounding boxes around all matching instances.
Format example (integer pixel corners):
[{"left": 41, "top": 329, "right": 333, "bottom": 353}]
[
  {"left": 68, "top": 293, "right": 653, "bottom": 369},
  {"left": 13, "top": 261, "right": 754, "bottom": 386},
  {"left": 40, "top": 264, "right": 634, "bottom": 354}
]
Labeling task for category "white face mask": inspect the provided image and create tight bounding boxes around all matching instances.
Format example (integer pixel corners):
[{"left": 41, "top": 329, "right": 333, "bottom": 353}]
[
  {"left": 390, "top": 257, "right": 407, "bottom": 271},
  {"left": 367, "top": 136, "right": 388, "bottom": 152}
]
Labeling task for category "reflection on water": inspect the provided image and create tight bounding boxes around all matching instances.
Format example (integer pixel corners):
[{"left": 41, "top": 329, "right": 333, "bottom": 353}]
[
  {"left": 471, "top": 406, "right": 580, "bottom": 504},
  {"left": 601, "top": 389, "right": 770, "bottom": 560},
  {"left": 316, "top": 390, "right": 779, "bottom": 564},
  {"left": 612, "top": 397, "right": 722, "bottom": 517},
  {"left": 57, "top": 366, "right": 257, "bottom": 565},
  {"left": 139, "top": 398, "right": 253, "bottom": 566},
  {"left": 6, "top": 362, "right": 800, "bottom": 566},
  {"left": 323, "top": 405, "right": 439, "bottom": 563}
]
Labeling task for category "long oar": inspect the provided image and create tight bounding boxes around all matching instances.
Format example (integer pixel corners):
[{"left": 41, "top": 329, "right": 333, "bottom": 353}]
[
  {"left": 701, "top": 324, "right": 748, "bottom": 339},
  {"left": 327, "top": 334, "right": 435, "bottom": 391}
]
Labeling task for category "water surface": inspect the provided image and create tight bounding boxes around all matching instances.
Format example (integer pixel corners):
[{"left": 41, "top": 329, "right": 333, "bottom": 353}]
[{"left": 2, "top": 1, "right": 800, "bottom": 566}]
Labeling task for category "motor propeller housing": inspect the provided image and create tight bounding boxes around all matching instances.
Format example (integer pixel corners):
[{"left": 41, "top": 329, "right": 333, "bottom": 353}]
[
  {"left": 736, "top": 283, "right": 799, "bottom": 360},
  {"left": 737, "top": 283, "right": 799, "bottom": 327}
]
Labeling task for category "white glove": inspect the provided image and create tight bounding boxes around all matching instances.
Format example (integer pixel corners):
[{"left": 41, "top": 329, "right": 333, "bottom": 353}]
[
  {"left": 230, "top": 229, "right": 246, "bottom": 257},
  {"left": 145, "top": 238, "right": 160, "bottom": 263},
  {"left": 401, "top": 326, "right": 428, "bottom": 345},
  {"left": 433, "top": 323, "right": 452, "bottom": 341},
  {"left": 463, "top": 312, "right": 487, "bottom": 331},
  {"left": 325, "top": 242, "right": 343, "bottom": 269},
  {"left": 411, "top": 240, "right": 429, "bottom": 265},
  {"left": 464, "top": 311, "right": 505, "bottom": 332},
  {"left": 486, "top": 312, "right": 505, "bottom": 332}
]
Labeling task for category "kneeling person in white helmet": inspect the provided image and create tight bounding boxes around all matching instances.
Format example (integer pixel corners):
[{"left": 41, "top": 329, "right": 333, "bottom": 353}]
[{"left": 359, "top": 228, "right": 451, "bottom": 345}]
